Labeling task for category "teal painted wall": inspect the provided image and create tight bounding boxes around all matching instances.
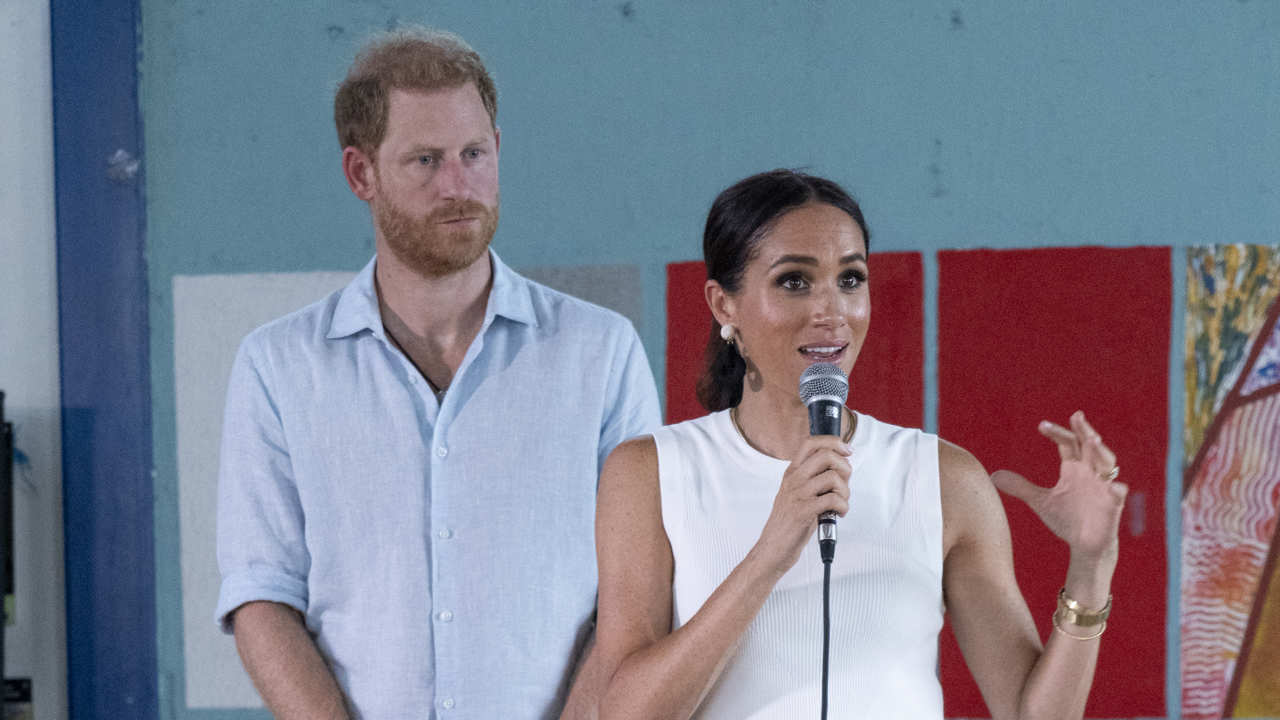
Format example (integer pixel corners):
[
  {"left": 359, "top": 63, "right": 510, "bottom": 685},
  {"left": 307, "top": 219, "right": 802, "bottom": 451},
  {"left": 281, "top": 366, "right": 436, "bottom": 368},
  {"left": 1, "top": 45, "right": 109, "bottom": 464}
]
[
  {"left": 141, "top": 2, "right": 1280, "bottom": 382},
  {"left": 140, "top": 2, "right": 1280, "bottom": 716}
]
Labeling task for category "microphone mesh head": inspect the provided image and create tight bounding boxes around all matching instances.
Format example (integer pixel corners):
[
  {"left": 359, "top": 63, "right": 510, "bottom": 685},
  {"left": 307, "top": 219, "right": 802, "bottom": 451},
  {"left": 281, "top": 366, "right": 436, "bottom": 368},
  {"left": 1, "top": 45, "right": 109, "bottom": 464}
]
[{"left": 798, "top": 362, "right": 849, "bottom": 406}]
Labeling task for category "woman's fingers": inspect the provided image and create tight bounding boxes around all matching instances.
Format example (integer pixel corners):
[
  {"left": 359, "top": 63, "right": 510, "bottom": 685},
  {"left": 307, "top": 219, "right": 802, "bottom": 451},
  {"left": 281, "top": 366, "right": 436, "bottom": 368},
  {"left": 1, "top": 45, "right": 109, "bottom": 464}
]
[
  {"left": 795, "top": 470, "right": 850, "bottom": 516},
  {"left": 785, "top": 443, "right": 852, "bottom": 517},
  {"left": 812, "top": 492, "right": 851, "bottom": 518},
  {"left": 789, "top": 441, "right": 852, "bottom": 484},
  {"left": 793, "top": 461, "right": 850, "bottom": 506},
  {"left": 1071, "top": 411, "right": 1117, "bottom": 477},
  {"left": 791, "top": 436, "right": 853, "bottom": 463},
  {"left": 1085, "top": 434, "right": 1117, "bottom": 478},
  {"left": 990, "top": 469, "right": 1045, "bottom": 507},
  {"left": 763, "top": 438, "right": 856, "bottom": 571},
  {"left": 1042, "top": 412, "right": 1118, "bottom": 478},
  {"left": 1038, "top": 420, "right": 1080, "bottom": 461},
  {"left": 806, "top": 468, "right": 851, "bottom": 500}
]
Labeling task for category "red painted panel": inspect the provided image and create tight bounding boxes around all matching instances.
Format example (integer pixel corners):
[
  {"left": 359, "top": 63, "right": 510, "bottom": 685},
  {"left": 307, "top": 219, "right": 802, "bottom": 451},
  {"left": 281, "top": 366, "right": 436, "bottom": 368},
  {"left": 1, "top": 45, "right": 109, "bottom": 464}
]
[
  {"left": 665, "top": 261, "right": 711, "bottom": 424},
  {"left": 665, "top": 253, "right": 924, "bottom": 428},
  {"left": 937, "top": 247, "right": 1169, "bottom": 718},
  {"left": 853, "top": 252, "right": 924, "bottom": 428}
]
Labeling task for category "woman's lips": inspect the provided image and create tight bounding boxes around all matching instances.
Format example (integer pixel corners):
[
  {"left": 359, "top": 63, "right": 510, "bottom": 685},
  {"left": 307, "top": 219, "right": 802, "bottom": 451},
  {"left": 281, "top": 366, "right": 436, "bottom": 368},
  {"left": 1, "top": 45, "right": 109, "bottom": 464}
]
[{"left": 799, "top": 343, "right": 848, "bottom": 363}]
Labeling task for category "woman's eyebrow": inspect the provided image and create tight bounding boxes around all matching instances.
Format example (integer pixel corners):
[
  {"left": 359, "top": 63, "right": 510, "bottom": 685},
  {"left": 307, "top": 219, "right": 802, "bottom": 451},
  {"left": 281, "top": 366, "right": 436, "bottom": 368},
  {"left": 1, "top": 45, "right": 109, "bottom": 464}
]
[
  {"left": 768, "top": 254, "right": 818, "bottom": 269},
  {"left": 768, "top": 252, "right": 867, "bottom": 270}
]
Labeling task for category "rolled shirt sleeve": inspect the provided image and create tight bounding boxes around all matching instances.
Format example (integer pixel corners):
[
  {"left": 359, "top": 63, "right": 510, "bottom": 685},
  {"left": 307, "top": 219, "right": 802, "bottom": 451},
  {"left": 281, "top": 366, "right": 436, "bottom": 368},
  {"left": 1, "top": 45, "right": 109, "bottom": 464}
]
[
  {"left": 597, "top": 324, "right": 662, "bottom": 473},
  {"left": 215, "top": 337, "right": 310, "bottom": 632}
]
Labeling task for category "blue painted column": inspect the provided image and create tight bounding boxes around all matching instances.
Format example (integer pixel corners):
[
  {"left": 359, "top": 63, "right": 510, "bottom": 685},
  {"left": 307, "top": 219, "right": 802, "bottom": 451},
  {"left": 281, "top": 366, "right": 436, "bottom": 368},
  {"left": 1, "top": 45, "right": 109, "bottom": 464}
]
[{"left": 51, "top": 0, "right": 156, "bottom": 718}]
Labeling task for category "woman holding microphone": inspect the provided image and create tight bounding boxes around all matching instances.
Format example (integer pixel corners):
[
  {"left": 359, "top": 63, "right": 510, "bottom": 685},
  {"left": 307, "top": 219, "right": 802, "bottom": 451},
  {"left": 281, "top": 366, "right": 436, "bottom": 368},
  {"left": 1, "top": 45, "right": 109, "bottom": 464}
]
[{"left": 591, "top": 169, "right": 1127, "bottom": 719}]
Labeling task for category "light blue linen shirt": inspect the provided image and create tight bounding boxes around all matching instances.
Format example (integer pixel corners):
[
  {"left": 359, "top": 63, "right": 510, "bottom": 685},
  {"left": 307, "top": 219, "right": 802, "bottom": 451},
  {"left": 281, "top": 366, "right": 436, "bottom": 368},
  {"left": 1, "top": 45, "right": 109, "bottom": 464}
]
[{"left": 216, "top": 251, "right": 661, "bottom": 719}]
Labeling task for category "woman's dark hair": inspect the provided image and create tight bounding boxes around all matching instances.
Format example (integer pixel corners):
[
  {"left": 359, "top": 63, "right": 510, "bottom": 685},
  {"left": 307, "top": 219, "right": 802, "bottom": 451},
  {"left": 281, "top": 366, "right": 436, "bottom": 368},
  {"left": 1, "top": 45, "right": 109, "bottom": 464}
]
[{"left": 695, "top": 168, "right": 870, "bottom": 412}]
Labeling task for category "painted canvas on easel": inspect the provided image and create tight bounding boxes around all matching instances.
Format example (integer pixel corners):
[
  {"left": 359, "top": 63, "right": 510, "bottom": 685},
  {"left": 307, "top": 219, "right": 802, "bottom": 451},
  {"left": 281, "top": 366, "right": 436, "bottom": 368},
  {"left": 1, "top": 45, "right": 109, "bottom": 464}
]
[{"left": 1182, "top": 244, "right": 1280, "bottom": 717}]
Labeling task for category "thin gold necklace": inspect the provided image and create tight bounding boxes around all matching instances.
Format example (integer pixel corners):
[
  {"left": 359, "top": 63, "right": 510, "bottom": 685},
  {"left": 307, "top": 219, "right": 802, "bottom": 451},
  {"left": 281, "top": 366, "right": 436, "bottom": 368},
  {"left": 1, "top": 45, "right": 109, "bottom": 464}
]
[{"left": 730, "top": 404, "right": 855, "bottom": 455}]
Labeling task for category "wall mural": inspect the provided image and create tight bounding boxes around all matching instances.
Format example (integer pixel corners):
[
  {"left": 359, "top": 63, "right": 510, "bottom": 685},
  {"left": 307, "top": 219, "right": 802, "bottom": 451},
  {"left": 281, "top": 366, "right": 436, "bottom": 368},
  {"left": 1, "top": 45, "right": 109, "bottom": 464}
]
[{"left": 1182, "top": 244, "right": 1280, "bottom": 718}]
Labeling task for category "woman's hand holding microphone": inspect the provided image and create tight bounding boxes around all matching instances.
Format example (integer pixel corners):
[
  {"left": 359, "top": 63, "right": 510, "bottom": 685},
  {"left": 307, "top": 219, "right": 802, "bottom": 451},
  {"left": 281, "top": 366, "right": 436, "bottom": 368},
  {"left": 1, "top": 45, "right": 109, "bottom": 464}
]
[{"left": 754, "top": 436, "right": 852, "bottom": 576}]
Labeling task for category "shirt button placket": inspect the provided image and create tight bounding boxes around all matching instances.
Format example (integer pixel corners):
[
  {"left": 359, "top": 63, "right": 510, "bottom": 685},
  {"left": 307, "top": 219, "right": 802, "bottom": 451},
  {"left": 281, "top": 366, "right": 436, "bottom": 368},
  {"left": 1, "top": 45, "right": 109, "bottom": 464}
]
[{"left": 431, "top": 425, "right": 455, "bottom": 716}]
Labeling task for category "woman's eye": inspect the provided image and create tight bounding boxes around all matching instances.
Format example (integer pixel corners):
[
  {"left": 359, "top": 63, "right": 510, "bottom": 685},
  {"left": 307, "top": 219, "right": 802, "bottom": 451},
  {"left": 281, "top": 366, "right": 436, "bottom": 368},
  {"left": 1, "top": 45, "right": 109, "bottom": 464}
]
[
  {"left": 778, "top": 273, "right": 808, "bottom": 291},
  {"left": 840, "top": 271, "right": 866, "bottom": 289}
]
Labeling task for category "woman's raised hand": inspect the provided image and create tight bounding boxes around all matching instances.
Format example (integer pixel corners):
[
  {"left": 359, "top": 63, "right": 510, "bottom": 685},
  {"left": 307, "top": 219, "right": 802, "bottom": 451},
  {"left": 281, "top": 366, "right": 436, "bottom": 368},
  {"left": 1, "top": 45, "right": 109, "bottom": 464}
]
[
  {"left": 990, "top": 411, "right": 1127, "bottom": 560},
  {"left": 754, "top": 436, "right": 852, "bottom": 575}
]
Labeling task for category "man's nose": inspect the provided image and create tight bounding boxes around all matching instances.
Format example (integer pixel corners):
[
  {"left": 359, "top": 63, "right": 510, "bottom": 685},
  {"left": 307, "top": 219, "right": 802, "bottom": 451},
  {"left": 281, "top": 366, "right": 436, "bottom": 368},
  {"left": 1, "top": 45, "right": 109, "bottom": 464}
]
[{"left": 435, "top": 157, "right": 468, "bottom": 199}]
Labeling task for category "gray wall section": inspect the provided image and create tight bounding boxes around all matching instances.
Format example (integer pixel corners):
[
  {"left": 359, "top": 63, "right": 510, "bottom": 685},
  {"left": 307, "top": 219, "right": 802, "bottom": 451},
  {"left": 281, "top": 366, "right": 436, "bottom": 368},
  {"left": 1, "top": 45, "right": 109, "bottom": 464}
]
[
  {"left": 522, "top": 265, "right": 646, "bottom": 335},
  {"left": 140, "top": 2, "right": 1280, "bottom": 715},
  {"left": 0, "top": 1, "right": 68, "bottom": 717}
]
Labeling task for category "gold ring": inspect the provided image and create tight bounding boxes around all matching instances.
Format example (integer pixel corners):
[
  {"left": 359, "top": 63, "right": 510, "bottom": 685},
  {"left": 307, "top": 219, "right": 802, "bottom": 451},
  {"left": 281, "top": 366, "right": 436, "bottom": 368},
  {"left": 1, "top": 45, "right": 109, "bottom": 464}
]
[{"left": 1101, "top": 466, "right": 1119, "bottom": 482}]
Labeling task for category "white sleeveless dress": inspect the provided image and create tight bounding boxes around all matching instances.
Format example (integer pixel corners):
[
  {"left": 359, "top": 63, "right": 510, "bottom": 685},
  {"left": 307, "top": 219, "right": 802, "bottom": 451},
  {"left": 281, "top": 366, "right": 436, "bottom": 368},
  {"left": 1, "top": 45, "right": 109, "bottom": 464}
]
[{"left": 651, "top": 409, "right": 944, "bottom": 719}]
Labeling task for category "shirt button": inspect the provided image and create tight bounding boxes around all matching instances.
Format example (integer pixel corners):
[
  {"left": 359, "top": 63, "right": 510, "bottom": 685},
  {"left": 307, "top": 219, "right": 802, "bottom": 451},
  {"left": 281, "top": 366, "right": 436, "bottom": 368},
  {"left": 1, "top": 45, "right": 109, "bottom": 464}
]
[
  {"left": 437, "top": 528, "right": 453, "bottom": 539},
  {"left": 441, "top": 697, "right": 455, "bottom": 709},
  {"left": 436, "top": 445, "right": 448, "bottom": 458},
  {"left": 438, "top": 609, "right": 453, "bottom": 622}
]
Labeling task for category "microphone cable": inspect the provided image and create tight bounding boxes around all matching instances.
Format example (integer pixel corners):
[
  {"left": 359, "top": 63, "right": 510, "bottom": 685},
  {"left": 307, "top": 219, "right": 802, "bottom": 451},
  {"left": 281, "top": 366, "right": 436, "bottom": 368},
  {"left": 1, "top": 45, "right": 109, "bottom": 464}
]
[
  {"left": 821, "top": 555, "right": 832, "bottom": 719},
  {"left": 819, "top": 528, "right": 835, "bottom": 720}
]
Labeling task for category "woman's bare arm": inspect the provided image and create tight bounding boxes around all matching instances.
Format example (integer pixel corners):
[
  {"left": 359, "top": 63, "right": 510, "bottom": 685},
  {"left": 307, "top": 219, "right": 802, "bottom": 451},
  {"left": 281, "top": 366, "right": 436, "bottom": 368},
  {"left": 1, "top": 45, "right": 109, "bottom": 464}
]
[{"left": 942, "top": 412, "right": 1125, "bottom": 720}]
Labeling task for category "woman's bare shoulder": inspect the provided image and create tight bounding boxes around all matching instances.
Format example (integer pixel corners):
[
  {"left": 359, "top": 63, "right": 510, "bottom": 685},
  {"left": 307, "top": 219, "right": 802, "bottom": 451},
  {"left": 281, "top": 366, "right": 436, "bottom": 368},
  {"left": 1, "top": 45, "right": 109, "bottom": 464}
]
[
  {"left": 604, "top": 435, "right": 658, "bottom": 480},
  {"left": 937, "top": 437, "right": 990, "bottom": 492},
  {"left": 936, "top": 437, "right": 1006, "bottom": 553}
]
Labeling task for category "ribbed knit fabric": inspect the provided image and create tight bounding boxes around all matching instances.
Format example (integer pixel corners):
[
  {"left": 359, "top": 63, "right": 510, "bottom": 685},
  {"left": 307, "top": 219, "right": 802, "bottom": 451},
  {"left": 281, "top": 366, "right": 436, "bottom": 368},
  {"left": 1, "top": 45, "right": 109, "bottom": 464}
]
[{"left": 652, "top": 410, "right": 944, "bottom": 719}]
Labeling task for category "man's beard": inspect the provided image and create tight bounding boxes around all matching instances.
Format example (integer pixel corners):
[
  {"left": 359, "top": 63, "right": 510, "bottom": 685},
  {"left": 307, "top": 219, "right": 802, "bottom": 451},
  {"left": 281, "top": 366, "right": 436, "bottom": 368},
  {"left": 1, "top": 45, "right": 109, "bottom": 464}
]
[{"left": 374, "top": 193, "right": 500, "bottom": 278}]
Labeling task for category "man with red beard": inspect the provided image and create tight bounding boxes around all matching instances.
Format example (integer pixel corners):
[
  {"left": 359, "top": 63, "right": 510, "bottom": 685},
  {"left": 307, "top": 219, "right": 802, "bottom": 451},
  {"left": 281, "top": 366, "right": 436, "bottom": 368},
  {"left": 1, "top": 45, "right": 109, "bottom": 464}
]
[{"left": 215, "top": 28, "right": 660, "bottom": 719}]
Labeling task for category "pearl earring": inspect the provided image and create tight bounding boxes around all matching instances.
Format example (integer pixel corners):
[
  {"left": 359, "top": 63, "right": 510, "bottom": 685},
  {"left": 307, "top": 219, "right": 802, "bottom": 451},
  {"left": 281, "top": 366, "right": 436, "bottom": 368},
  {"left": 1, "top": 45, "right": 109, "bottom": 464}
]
[{"left": 720, "top": 323, "right": 735, "bottom": 345}]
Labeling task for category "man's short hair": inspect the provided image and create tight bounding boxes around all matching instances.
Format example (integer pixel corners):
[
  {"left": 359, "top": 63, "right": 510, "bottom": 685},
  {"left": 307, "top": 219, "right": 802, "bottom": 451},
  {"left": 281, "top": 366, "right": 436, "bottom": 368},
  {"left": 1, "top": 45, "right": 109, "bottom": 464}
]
[{"left": 334, "top": 26, "right": 498, "bottom": 155}]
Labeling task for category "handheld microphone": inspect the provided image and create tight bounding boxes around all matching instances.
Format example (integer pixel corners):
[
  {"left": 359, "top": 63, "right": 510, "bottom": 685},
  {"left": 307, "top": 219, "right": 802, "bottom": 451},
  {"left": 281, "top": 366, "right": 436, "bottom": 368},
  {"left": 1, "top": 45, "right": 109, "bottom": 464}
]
[{"left": 798, "top": 362, "right": 849, "bottom": 564}]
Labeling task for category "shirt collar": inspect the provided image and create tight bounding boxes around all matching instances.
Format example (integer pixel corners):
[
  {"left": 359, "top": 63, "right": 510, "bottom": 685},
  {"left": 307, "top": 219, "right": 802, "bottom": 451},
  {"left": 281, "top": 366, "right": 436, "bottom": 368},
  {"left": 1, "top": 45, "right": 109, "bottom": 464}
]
[
  {"left": 486, "top": 249, "right": 538, "bottom": 327},
  {"left": 325, "top": 249, "right": 538, "bottom": 340}
]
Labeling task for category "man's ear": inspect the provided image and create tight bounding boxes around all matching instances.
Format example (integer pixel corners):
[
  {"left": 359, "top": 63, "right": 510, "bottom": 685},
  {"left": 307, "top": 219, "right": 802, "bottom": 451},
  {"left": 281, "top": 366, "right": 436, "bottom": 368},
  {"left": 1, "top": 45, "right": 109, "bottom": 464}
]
[{"left": 342, "top": 146, "right": 377, "bottom": 201}]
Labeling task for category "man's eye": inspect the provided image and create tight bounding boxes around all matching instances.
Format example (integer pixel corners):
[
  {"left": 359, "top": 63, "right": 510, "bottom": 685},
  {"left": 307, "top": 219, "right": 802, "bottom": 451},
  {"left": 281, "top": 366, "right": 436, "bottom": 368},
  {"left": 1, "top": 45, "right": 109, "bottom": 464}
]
[
  {"left": 417, "top": 155, "right": 435, "bottom": 165},
  {"left": 465, "top": 148, "right": 483, "bottom": 159}
]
